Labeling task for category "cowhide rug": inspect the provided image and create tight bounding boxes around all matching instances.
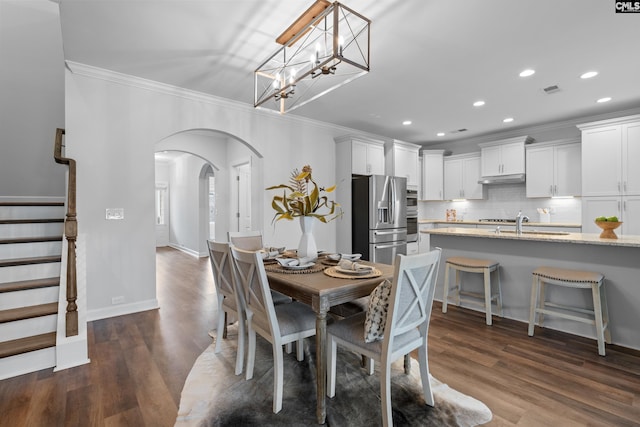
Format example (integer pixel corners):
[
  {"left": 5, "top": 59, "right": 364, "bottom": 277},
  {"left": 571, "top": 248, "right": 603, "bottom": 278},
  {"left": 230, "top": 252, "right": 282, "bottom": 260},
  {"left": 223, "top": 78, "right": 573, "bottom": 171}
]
[{"left": 175, "top": 325, "right": 492, "bottom": 427}]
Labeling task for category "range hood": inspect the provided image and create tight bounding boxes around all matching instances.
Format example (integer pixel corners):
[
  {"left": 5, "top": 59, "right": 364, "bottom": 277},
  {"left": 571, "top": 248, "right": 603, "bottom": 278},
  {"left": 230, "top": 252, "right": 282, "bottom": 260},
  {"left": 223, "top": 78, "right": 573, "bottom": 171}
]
[{"left": 478, "top": 173, "right": 526, "bottom": 185}]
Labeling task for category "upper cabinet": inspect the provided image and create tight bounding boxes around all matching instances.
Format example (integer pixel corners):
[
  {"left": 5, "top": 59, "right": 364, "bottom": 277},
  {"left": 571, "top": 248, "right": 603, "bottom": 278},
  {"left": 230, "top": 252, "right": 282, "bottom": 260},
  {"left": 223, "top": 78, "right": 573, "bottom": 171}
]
[
  {"left": 479, "top": 136, "right": 533, "bottom": 177},
  {"left": 578, "top": 116, "right": 640, "bottom": 197},
  {"left": 336, "top": 136, "right": 385, "bottom": 176},
  {"left": 421, "top": 150, "right": 445, "bottom": 200},
  {"left": 526, "top": 139, "right": 581, "bottom": 198},
  {"left": 443, "top": 153, "right": 483, "bottom": 200},
  {"left": 386, "top": 140, "right": 420, "bottom": 190}
]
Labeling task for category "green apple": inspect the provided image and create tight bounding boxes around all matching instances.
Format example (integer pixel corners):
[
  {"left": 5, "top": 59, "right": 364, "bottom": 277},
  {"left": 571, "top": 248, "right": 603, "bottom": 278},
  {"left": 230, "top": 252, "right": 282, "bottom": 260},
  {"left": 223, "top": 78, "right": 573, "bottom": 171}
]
[
  {"left": 606, "top": 216, "right": 619, "bottom": 222},
  {"left": 595, "top": 216, "right": 607, "bottom": 222}
]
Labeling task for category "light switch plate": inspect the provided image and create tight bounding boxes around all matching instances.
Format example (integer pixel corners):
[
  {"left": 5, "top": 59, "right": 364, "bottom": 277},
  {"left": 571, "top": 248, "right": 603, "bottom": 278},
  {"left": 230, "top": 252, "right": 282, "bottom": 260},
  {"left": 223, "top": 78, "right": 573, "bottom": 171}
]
[{"left": 106, "top": 208, "right": 124, "bottom": 220}]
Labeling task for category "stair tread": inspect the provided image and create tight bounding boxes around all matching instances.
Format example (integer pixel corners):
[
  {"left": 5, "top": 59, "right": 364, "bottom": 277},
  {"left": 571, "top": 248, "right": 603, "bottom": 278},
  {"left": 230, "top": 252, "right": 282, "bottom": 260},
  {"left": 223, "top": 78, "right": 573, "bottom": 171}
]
[
  {"left": 0, "top": 202, "right": 64, "bottom": 207},
  {"left": 0, "top": 302, "right": 58, "bottom": 323},
  {"left": 0, "top": 255, "right": 62, "bottom": 267},
  {"left": 0, "top": 218, "right": 64, "bottom": 224},
  {"left": 0, "top": 277, "right": 60, "bottom": 293},
  {"left": 0, "top": 236, "right": 63, "bottom": 245},
  {"left": 0, "top": 332, "right": 57, "bottom": 359}
]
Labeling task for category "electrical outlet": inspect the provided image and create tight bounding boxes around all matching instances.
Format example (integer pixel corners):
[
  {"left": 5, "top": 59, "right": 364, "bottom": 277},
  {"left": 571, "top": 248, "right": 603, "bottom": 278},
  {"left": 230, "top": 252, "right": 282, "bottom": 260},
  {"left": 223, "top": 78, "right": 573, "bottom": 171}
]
[
  {"left": 111, "top": 296, "right": 125, "bottom": 305},
  {"left": 106, "top": 208, "right": 124, "bottom": 220}
]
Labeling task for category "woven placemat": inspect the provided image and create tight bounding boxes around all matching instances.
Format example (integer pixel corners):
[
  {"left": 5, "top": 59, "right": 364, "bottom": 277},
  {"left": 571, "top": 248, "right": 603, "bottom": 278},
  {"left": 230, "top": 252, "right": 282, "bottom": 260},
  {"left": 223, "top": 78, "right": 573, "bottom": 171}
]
[
  {"left": 264, "top": 263, "right": 325, "bottom": 274},
  {"left": 323, "top": 266, "right": 382, "bottom": 279}
]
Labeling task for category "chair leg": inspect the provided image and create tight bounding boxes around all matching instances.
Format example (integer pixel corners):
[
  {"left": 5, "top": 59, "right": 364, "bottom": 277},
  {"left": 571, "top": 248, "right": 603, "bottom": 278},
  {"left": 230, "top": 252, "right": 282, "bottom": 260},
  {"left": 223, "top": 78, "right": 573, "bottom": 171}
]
[
  {"left": 245, "top": 320, "right": 256, "bottom": 381},
  {"left": 454, "top": 269, "right": 461, "bottom": 306},
  {"left": 296, "top": 338, "right": 304, "bottom": 361},
  {"left": 442, "top": 263, "right": 450, "bottom": 313},
  {"left": 592, "top": 282, "right": 607, "bottom": 356},
  {"left": 418, "top": 343, "right": 434, "bottom": 406},
  {"left": 380, "top": 358, "right": 393, "bottom": 427},
  {"left": 365, "top": 357, "right": 374, "bottom": 376},
  {"left": 272, "top": 341, "right": 284, "bottom": 413},
  {"left": 601, "top": 281, "right": 612, "bottom": 344},
  {"left": 483, "top": 267, "right": 492, "bottom": 326},
  {"left": 327, "top": 336, "right": 337, "bottom": 398},
  {"left": 403, "top": 354, "right": 411, "bottom": 374},
  {"left": 214, "top": 299, "right": 226, "bottom": 353},
  {"left": 528, "top": 275, "right": 539, "bottom": 336},
  {"left": 495, "top": 266, "right": 504, "bottom": 317},
  {"left": 284, "top": 342, "right": 292, "bottom": 354},
  {"left": 222, "top": 311, "right": 229, "bottom": 339},
  {"left": 235, "top": 310, "right": 245, "bottom": 376}
]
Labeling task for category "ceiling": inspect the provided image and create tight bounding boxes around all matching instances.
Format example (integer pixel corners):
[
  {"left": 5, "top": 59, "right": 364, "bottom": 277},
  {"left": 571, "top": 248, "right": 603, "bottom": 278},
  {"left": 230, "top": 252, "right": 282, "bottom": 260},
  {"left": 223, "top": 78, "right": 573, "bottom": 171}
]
[{"left": 57, "top": 0, "right": 640, "bottom": 145}]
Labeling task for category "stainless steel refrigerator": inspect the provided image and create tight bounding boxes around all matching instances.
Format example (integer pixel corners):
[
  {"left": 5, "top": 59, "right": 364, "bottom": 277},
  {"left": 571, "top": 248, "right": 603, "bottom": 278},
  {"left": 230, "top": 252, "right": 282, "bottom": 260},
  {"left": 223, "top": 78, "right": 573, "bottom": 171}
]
[{"left": 352, "top": 175, "right": 407, "bottom": 264}]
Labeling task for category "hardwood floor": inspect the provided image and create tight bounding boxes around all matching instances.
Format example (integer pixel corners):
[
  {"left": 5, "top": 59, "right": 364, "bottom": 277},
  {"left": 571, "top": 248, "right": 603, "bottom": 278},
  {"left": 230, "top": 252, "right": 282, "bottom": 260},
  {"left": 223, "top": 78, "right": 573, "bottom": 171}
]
[{"left": 1, "top": 246, "right": 639, "bottom": 426}]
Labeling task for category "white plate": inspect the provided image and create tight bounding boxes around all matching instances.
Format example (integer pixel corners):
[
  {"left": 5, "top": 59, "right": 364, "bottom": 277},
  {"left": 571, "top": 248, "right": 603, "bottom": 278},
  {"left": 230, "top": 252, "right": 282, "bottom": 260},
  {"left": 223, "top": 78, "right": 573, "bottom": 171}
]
[
  {"left": 283, "top": 262, "right": 315, "bottom": 270},
  {"left": 335, "top": 266, "right": 372, "bottom": 275}
]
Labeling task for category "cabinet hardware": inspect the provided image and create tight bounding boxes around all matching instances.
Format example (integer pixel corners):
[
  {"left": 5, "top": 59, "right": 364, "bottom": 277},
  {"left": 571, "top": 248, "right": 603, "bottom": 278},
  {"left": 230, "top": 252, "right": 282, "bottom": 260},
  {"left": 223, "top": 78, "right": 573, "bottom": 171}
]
[
  {"left": 554, "top": 184, "right": 558, "bottom": 195},
  {"left": 549, "top": 185, "right": 553, "bottom": 195}
]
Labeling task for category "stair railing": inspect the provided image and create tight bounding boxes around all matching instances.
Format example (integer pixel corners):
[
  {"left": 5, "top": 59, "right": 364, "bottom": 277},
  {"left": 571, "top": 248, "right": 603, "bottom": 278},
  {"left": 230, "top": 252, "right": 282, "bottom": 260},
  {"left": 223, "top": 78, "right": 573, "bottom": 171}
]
[{"left": 53, "top": 128, "right": 78, "bottom": 337}]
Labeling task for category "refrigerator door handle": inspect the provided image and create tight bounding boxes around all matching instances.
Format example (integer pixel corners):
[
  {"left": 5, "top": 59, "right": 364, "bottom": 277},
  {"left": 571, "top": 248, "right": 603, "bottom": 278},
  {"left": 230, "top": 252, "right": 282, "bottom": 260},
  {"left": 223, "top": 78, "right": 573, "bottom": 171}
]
[{"left": 388, "top": 178, "right": 394, "bottom": 221}]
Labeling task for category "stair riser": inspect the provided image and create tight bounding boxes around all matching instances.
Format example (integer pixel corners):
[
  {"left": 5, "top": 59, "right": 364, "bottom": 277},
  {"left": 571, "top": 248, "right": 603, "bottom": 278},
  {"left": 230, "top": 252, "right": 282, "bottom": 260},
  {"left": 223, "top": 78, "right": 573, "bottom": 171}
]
[
  {"left": 0, "top": 314, "right": 57, "bottom": 342},
  {"left": 0, "top": 241, "right": 62, "bottom": 259},
  {"left": 0, "top": 263, "right": 61, "bottom": 283},
  {"left": 0, "top": 223, "right": 64, "bottom": 239},
  {"left": 0, "top": 286, "right": 60, "bottom": 311},
  {"left": 0, "top": 205, "right": 65, "bottom": 220},
  {"left": 0, "top": 347, "right": 56, "bottom": 381}
]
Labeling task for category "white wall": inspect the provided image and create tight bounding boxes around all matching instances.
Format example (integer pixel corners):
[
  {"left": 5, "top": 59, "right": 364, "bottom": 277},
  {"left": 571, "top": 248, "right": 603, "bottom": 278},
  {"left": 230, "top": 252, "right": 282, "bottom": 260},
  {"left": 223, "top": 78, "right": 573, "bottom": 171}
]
[
  {"left": 65, "top": 64, "right": 350, "bottom": 319},
  {"left": 0, "top": 1, "right": 65, "bottom": 197}
]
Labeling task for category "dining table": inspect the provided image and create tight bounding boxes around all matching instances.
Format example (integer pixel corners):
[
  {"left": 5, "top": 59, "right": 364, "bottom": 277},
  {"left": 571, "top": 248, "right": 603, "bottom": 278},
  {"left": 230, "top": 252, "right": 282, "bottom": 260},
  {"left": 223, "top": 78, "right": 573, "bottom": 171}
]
[{"left": 266, "top": 258, "right": 395, "bottom": 425}]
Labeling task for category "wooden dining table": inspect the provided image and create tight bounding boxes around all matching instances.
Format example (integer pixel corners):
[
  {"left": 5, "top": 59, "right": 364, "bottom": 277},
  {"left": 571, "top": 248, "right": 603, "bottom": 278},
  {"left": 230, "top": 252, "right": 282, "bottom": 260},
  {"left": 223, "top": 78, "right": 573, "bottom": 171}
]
[{"left": 266, "top": 260, "right": 395, "bottom": 425}]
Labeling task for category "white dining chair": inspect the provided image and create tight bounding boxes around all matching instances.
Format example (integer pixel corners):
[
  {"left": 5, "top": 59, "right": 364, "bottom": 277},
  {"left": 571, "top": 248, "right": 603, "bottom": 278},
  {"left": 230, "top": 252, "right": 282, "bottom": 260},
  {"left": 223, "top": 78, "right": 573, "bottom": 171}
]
[
  {"left": 207, "top": 240, "right": 246, "bottom": 375},
  {"left": 326, "top": 249, "right": 442, "bottom": 427},
  {"left": 230, "top": 246, "right": 317, "bottom": 414}
]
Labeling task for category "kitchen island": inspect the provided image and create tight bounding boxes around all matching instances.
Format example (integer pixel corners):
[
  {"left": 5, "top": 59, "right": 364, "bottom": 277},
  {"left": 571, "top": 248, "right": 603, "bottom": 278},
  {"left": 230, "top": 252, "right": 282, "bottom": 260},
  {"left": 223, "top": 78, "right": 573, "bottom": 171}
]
[{"left": 423, "top": 227, "right": 640, "bottom": 351}]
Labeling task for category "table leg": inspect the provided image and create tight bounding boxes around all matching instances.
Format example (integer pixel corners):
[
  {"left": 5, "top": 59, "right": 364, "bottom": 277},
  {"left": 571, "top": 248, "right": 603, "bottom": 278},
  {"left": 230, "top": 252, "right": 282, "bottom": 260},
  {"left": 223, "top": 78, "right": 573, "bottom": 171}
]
[{"left": 315, "top": 299, "right": 329, "bottom": 424}]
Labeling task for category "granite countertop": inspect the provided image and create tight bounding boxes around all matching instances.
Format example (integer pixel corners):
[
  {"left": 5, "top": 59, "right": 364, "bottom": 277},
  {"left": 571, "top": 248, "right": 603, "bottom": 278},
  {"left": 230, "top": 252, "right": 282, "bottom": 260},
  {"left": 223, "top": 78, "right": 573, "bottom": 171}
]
[
  {"left": 418, "top": 219, "right": 582, "bottom": 228},
  {"left": 422, "top": 227, "right": 640, "bottom": 248}
]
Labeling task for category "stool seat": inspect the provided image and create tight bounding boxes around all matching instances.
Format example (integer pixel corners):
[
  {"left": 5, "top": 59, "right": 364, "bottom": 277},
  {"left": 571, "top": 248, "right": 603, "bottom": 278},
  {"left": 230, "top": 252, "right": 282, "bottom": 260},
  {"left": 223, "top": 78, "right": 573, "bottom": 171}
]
[
  {"left": 447, "top": 257, "right": 499, "bottom": 269},
  {"left": 443, "top": 257, "right": 502, "bottom": 326},
  {"left": 529, "top": 266, "right": 610, "bottom": 356},
  {"left": 532, "top": 266, "right": 604, "bottom": 285}
]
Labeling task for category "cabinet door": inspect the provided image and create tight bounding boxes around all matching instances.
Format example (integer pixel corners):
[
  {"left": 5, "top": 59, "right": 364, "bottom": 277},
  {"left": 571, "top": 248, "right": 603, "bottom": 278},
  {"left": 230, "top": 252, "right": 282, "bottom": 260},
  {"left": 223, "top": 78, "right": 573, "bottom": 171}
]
[
  {"left": 581, "top": 126, "right": 622, "bottom": 196},
  {"left": 368, "top": 143, "right": 385, "bottom": 175},
  {"left": 462, "top": 156, "right": 483, "bottom": 199},
  {"left": 501, "top": 142, "right": 525, "bottom": 175},
  {"left": 555, "top": 144, "right": 581, "bottom": 197},
  {"left": 481, "top": 146, "right": 501, "bottom": 176},
  {"left": 623, "top": 122, "right": 640, "bottom": 195},
  {"left": 351, "top": 140, "right": 369, "bottom": 175},
  {"left": 395, "top": 146, "right": 418, "bottom": 188},
  {"left": 582, "top": 196, "right": 621, "bottom": 234},
  {"left": 422, "top": 154, "right": 443, "bottom": 200},
  {"left": 444, "top": 159, "right": 463, "bottom": 200},
  {"left": 526, "top": 147, "right": 554, "bottom": 197},
  {"left": 623, "top": 196, "right": 640, "bottom": 235}
]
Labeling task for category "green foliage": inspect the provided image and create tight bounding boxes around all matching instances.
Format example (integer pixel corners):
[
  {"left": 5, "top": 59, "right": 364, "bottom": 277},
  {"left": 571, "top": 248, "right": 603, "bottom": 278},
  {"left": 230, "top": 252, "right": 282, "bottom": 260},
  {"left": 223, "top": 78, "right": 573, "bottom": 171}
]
[{"left": 266, "top": 166, "right": 343, "bottom": 224}]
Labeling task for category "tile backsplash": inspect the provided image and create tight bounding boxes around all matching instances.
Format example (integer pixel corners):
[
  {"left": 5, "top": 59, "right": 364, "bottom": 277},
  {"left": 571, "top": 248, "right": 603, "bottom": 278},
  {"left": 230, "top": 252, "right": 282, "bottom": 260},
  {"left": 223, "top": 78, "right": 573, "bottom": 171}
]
[{"left": 419, "top": 183, "right": 582, "bottom": 224}]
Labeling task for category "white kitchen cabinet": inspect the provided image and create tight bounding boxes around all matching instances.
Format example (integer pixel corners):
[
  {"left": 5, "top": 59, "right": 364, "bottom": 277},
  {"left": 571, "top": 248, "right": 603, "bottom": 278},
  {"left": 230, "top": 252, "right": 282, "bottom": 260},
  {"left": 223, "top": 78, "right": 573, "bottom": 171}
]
[
  {"left": 526, "top": 140, "right": 581, "bottom": 198},
  {"left": 444, "top": 153, "right": 483, "bottom": 200},
  {"left": 479, "top": 136, "right": 532, "bottom": 177},
  {"left": 578, "top": 115, "right": 640, "bottom": 197},
  {"left": 386, "top": 140, "right": 420, "bottom": 190},
  {"left": 351, "top": 139, "right": 385, "bottom": 175},
  {"left": 407, "top": 241, "right": 419, "bottom": 255},
  {"left": 421, "top": 150, "right": 445, "bottom": 200},
  {"left": 582, "top": 195, "right": 640, "bottom": 236}
]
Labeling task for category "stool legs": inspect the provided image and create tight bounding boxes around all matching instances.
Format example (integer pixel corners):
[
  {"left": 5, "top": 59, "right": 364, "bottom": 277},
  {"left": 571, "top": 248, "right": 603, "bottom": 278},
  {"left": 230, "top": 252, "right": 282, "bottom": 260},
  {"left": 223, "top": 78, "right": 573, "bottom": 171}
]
[
  {"left": 484, "top": 268, "right": 493, "bottom": 326},
  {"left": 528, "top": 275, "right": 539, "bottom": 336},
  {"left": 442, "top": 263, "right": 450, "bottom": 313},
  {"left": 592, "top": 283, "right": 607, "bottom": 356}
]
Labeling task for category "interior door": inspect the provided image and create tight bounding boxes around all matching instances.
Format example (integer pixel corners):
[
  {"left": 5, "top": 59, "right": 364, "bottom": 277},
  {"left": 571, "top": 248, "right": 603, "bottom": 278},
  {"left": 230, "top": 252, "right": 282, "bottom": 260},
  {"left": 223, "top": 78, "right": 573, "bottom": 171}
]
[{"left": 236, "top": 163, "right": 252, "bottom": 232}]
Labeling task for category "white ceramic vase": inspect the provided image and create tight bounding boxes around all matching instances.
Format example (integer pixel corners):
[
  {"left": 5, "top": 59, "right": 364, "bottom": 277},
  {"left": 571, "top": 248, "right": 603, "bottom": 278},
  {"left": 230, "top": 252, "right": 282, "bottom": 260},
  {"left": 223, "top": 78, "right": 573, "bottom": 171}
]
[{"left": 297, "top": 216, "right": 318, "bottom": 260}]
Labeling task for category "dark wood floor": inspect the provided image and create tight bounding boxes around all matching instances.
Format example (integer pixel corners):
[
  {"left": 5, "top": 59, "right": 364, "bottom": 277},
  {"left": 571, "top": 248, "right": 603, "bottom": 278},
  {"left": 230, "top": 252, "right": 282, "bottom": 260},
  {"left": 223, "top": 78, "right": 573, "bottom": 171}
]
[{"left": 1, "top": 246, "right": 639, "bottom": 426}]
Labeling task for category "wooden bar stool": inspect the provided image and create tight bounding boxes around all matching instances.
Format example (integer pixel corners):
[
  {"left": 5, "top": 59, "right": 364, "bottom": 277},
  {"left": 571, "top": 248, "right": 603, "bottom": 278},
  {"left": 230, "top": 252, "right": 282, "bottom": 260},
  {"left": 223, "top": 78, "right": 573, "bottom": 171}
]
[
  {"left": 528, "top": 266, "right": 611, "bottom": 356},
  {"left": 442, "top": 257, "right": 502, "bottom": 325}
]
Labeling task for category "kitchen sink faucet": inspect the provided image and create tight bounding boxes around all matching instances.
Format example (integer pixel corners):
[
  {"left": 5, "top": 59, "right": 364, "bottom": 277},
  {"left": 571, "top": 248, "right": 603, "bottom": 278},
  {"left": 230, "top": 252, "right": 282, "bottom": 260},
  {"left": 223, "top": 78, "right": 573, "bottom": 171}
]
[{"left": 515, "top": 210, "right": 529, "bottom": 235}]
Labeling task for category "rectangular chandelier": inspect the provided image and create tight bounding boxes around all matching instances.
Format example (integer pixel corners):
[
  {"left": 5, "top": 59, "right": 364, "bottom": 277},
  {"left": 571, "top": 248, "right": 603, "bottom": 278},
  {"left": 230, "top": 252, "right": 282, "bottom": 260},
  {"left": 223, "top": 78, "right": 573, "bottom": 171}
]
[{"left": 254, "top": 0, "right": 371, "bottom": 114}]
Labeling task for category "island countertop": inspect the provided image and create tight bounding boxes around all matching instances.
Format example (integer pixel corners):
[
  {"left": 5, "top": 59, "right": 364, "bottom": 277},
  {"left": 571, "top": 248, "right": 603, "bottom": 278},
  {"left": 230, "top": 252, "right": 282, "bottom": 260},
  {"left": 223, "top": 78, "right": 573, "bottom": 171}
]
[
  {"left": 422, "top": 226, "right": 640, "bottom": 248},
  {"left": 419, "top": 219, "right": 582, "bottom": 228}
]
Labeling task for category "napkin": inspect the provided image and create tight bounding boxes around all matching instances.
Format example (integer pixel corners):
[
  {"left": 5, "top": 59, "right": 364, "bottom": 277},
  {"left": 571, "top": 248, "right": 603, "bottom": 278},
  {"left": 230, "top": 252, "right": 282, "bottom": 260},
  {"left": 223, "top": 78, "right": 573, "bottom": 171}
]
[
  {"left": 337, "top": 259, "right": 374, "bottom": 272},
  {"left": 328, "top": 253, "right": 362, "bottom": 261},
  {"left": 260, "top": 247, "right": 285, "bottom": 259},
  {"left": 276, "top": 257, "right": 313, "bottom": 267}
]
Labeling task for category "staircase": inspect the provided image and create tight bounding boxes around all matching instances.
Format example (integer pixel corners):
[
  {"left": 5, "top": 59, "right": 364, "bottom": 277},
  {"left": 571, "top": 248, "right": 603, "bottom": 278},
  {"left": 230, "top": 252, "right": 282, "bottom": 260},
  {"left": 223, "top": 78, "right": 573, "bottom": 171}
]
[{"left": 0, "top": 200, "right": 65, "bottom": 379}]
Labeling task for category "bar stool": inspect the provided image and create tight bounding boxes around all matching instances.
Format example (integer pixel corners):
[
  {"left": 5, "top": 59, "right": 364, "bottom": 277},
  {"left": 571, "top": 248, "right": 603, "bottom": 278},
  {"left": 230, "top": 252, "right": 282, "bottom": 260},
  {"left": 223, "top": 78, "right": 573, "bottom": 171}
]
[
  {"left": 528, "top": 266, "right": 611, "bottom": 356},
  {"left": 442, "top": 257, "right": 502, "bottom": 325}
]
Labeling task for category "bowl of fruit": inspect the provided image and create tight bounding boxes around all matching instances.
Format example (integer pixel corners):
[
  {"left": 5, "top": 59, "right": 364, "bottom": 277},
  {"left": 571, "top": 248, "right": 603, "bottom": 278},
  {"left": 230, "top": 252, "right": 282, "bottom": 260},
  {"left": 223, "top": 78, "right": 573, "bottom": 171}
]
[{"left": 594, "top": 216, "right": 622, "bottom": 239}]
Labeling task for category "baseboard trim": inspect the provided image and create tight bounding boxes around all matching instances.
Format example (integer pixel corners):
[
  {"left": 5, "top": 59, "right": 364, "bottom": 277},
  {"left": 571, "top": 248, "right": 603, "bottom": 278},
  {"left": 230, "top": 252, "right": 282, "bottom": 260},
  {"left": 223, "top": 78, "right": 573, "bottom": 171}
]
[
  {"left": 87, "top": 298, "right": 159, "bottom": 322},
  {"left": 168, "top": 243, "right": 207, "bottom": 258}
]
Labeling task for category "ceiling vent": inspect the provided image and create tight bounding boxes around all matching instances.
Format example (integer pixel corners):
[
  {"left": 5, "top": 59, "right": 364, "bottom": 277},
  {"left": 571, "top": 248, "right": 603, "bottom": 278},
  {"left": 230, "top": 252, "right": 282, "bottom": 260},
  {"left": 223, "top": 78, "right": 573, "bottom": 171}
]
[
  {"left": 543, "top": 85, "right": 560, "bottom": 94},
  {"left": 450, "top": 128, "right": 468, "bottom": 134}
]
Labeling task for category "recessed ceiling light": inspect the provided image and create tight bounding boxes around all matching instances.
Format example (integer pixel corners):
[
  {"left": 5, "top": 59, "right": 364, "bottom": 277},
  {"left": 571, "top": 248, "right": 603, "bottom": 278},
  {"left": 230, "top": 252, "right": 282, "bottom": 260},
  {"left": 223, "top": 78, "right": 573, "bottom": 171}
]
[
  {"left": 402, "top": 120, "right": 412, "bottom": 126},
  {"left": 503, "top": 117, "right": 514, "bottom": 123},
  {"left": 436, "top": 132, "right": 445, "bottom": 137},
  {"left": 519, "top": 69, "right": 535, "bottom": 77},
  {"left": 597, "top": 97, "right": 612, "bottom": 103},
  {"left": 473, "top": 100, "right": 485, "bottom": 107},
  {"left": 581, "top": 71, "right": 598, "bottom": 79}
]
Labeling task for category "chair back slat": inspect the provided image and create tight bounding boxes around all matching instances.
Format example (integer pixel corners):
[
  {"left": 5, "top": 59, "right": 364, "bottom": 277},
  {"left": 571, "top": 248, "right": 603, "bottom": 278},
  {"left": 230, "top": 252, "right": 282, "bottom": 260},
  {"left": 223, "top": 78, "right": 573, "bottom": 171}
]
[{"left": 228, "top": 231, "right": 263, "bottom": 251}]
